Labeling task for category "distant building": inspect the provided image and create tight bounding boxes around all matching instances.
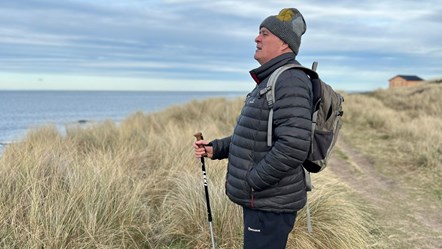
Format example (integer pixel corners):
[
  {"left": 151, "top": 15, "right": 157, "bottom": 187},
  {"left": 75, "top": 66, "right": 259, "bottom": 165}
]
[{"left": 389, "top": 75, "right": 424, "bottom": 88}]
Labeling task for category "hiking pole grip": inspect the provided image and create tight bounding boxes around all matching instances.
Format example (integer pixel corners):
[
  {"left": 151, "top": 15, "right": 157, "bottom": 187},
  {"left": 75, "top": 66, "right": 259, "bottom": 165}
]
[
  {"left": 193, "top": 132, "right": 216, "bottom": 249},
  {"left": 194, "top": 132, "right": 208, "bottom": 158},
  {"left": 194, "top": 132, "right": 204, "bottom": 144}
]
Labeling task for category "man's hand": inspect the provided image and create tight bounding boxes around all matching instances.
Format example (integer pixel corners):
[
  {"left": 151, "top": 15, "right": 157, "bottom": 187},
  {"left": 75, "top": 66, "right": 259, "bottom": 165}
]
[{"left": 193, "top": 140, "right": 213, "bottom": 159}]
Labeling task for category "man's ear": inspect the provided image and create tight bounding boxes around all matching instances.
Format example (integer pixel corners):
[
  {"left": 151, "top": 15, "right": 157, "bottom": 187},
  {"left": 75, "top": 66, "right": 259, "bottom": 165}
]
[{"left": 281, "top": 42, "right": 291, "bottom": 52}]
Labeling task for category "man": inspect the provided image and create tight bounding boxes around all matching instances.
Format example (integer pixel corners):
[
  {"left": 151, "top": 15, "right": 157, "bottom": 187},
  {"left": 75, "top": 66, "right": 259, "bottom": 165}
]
[{"left": 194, "top": 8, "right": 312, "bottom": 249}]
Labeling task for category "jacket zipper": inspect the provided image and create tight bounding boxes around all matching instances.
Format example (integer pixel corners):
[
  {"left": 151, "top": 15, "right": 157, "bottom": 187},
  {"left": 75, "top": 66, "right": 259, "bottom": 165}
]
[{"left": 250, "top": 188, "right": 255, "bottom": 208}]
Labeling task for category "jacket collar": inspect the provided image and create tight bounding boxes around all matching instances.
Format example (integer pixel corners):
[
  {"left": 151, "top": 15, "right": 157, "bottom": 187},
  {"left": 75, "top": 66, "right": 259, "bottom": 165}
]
[{"left": 249, "top": 53, "right": 300, "bottom": 84}]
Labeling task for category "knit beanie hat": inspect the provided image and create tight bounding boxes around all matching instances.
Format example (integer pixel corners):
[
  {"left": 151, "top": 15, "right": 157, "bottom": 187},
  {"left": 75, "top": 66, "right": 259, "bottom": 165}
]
[{"left": 260, "top": 8, "right": 307, "bottom": 55}]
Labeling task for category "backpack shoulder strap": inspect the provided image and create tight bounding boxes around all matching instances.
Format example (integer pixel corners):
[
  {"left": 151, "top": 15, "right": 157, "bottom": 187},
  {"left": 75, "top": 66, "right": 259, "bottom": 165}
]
[
  {"left": 261, "top": 63, "right": 319, "bottom": 147},
  {"left": 261, "top": 64, "right": 296, "bottom": 146}
]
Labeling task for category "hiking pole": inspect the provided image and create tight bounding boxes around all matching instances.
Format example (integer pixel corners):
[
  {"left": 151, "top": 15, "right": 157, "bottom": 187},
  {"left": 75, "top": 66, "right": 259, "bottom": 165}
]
[{"left": 194, "top": 132, "right": 216, "bottom": 249}]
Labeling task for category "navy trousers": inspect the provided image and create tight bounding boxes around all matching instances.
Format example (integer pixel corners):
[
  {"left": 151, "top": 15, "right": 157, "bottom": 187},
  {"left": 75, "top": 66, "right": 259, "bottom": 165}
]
[{"left": 243, "top": 207, "right": 297, "bottom": 249}]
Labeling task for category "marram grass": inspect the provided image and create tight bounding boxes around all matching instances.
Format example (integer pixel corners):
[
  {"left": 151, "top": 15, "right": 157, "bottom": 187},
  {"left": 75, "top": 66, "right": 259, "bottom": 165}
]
[
  {"left": 0, "top": 97, "right": 376, "bottom": 248},
  {"left": 342, "top": 84, "right": 442, "bottom": 193}
]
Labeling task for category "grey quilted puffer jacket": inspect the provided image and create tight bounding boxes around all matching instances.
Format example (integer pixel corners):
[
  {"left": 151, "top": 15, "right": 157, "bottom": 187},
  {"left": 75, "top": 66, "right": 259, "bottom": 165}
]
[{"left": 210, "top": 53, "right": 313, "bottom": 213}]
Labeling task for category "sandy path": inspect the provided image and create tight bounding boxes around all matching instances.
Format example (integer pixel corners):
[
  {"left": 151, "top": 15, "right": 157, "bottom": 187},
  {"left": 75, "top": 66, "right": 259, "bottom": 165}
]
[{"left": 328, "top": 139, "right": 442, "bottom": 249}]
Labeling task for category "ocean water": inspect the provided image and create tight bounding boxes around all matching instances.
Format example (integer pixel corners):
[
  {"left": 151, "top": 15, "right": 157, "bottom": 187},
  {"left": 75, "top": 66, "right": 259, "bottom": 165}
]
[{"left": 0, "top": 90, "right": 246, "bottom": 147}]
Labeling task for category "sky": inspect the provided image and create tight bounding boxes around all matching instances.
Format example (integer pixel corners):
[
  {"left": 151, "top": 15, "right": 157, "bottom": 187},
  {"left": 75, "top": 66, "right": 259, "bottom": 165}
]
[{"left": 0, "top": 0, "right": 441, "bottom": 92}]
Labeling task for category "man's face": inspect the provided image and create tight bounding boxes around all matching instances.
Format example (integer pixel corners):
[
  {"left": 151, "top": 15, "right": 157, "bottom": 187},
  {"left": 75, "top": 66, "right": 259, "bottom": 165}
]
[{"left": 254, "top": 27, "right": 286, "bottom": 65}]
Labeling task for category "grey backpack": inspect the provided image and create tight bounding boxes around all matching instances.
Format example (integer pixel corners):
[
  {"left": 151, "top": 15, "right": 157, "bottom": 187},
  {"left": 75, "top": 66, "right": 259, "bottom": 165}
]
[{"left": 261, "top": 62, "right": 344, "bottom": 231}]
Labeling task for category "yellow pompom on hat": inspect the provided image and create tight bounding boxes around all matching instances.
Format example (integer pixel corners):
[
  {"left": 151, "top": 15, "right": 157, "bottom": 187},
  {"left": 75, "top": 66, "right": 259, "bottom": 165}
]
[{"left": 260, "top": 8, "right": 307, "bottom": 55}]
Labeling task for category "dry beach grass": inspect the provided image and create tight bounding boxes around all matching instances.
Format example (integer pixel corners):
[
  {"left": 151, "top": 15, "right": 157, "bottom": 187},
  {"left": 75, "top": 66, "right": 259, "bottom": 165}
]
[
  {"left": 335, "top": 83, "right": 442, "bottom": 248},
  {"left": 1, "top": 83, "right": 441, "bottom": 248}
]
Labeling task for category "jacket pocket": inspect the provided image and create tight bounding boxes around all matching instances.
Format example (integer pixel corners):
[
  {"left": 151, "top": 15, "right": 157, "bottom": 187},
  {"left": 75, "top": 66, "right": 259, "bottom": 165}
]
[{"left": 245, "top": 167, "right": 255, "bottom": 208}]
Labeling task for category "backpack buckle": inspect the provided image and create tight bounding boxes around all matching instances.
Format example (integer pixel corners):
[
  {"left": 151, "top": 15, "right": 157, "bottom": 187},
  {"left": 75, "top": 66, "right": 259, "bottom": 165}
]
[{"left": 259, "top": 86, "right": 272, "bottom": 96}]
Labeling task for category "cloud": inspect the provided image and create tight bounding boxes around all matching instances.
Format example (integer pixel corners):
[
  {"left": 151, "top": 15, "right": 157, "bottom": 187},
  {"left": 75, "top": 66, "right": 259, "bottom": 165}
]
[{"left": 0, "top": 0, "right": 441, "bottom": 91}]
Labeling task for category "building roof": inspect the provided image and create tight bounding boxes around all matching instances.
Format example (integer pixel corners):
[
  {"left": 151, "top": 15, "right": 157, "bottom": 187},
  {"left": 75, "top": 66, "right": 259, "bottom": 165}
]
[{"left": 389, "top": 75, "right": 424, "bottom": 81}]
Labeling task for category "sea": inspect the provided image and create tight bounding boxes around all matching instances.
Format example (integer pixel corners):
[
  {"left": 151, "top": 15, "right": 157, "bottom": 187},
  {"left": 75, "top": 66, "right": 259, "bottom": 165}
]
[{"left": 0, "top": 90, "right": 246, "bottom": 151}]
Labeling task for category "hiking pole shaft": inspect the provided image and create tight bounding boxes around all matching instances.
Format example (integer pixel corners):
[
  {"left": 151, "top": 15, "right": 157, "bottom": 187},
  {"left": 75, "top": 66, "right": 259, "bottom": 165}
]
[{"left": 194, "top": 132, "right": 216, "bottom": 249}]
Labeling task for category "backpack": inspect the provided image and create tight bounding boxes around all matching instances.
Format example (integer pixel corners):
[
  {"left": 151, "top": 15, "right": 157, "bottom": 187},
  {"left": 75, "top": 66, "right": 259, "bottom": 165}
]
[{"left": 261, "top": 62, "right": 344, "bottom": 232}]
